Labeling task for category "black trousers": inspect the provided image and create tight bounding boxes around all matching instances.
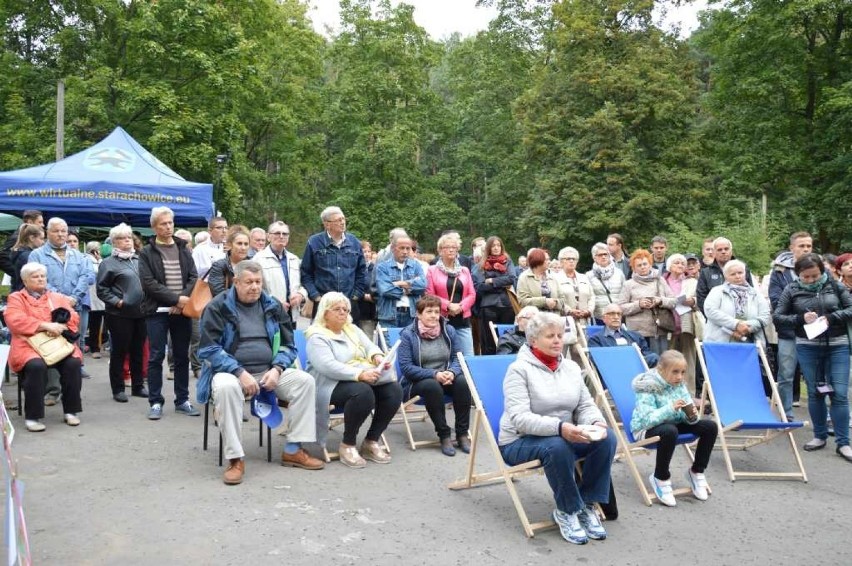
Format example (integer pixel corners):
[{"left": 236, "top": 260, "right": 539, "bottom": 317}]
[
  {"left": 409, "top": 375, "right": 472, "bottom": 439},
  {"left": 330, "top": 380, "right": 402, "bottom": 445},
  {"left": 646, "top": 419, "right": 718, "bottom": 480},
  {"left": 22, "top": 356, "right": 82, "bottom": 420},
  {"left": 479, "top": 305, "right": 516, "bottom": 355},
  {"left": 106, "top": 314, "right": 147, "bottom": 394},
  {"left": 86, "top": 311, "right": 105, "bottom": 352}
]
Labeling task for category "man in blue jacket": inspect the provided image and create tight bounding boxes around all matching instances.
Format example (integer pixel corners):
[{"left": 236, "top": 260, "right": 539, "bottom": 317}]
[
  {"left": 197, "top": 260, "right": 323, "bottom": 485},
  {"left": 375, "top": 234, "right": 426, "bottom": 328},
  {"left": 588, "top": 303, "right": 659, "bottom": 368},
  {"left": 28, "top": 217, "right": 95, "bottom": 392},
  {"left": 301, "top": 206, "right": 368, "bottom": 323}
]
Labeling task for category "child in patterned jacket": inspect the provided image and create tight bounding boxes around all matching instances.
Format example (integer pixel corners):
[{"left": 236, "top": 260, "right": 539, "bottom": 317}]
[{"left": 630, "top": 350, "right": 718, "bottom": 507}]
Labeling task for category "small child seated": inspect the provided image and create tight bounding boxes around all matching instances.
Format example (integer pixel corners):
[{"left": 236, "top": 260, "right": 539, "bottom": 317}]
[{"left": 630, "top": 350, "right": 718, "bottom": 506}]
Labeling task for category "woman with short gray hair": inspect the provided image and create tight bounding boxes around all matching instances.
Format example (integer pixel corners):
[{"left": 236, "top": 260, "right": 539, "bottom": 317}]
[
  {"left": 97, "top": 223, "right": 148, "bottom": 402},
  {"left": 499, "top": 311, "right": 616, "bottom": 545},
  {"left": 704, "top": 259, "right": 770, "bottom": 345},
  {"left": 587, "top": 242, "right": 626, "bottom": 324}
]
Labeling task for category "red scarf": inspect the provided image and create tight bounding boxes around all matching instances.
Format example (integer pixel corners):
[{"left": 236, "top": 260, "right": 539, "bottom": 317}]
[
  {"left": 483, "top": 254, "right": 508, "bottom": 273},
  {"left": 531, "top": 347, "right": 559, "bottom": 371}
]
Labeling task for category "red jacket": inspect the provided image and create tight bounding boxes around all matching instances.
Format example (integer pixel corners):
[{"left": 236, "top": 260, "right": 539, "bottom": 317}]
[
  {"left": 5, "top": 290, "right": 81, "bottom": 372},
  {"left": 426, "top": 265, "right": 476, "bottom": 319}
]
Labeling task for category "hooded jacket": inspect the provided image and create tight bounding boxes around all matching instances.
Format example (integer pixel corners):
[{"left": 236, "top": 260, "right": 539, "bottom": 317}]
[{"left": 630, "top": 369, "right": 697, "bottom": 440}]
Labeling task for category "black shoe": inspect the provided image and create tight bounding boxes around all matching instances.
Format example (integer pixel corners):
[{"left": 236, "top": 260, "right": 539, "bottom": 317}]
[
  {"left": 131, "top": 387, "right": 149, "bottom": 398},
  {"left": 113, "top": 392, "right": 129, "bottom": 403},
  {"left": 456, "top": 434, "right": 471, "bottom": 454}
]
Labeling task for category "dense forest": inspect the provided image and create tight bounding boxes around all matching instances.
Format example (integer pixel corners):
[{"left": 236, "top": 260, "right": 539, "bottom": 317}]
[{"left": 0, "top": 0, "right": 849, "bottom": 272}]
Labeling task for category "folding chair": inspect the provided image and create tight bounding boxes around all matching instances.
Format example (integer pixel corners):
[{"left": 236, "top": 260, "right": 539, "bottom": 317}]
[
  {"left": 448, "top": 353, "right": 562, "bottom": 537},
  {"left": 488, "top": 322, "right": 514, "bottom": 350},
  {"left": 293, "top": 329, "right": 308, "bottom": 371},
  {"left": 203, "top": 399, "right": 272, "bottom": 466},
  {"left": 696, "top": 341, "right": 808, "bottom": 483},
  {"left": 579, "top": 345, "right": 702, "bottom": 506},
  {"left": 375, "top": 324, "right": 403, "bottom": 353}
]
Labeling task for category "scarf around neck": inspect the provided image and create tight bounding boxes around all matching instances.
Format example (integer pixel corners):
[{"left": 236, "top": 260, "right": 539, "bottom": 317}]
[
  {"left": 417, "top": 321, "right": 441, "bottom": 339},
  {"left": 726, "top": 283, "right": 751, "bottom": 317},
  {"left": 437, "top": 258, "right": 461, "bottom": 277},
  {"left": 632, "top": 268, "right": 661, "bottom": 284},
  {"left": 531, "top": 346, "right": 559, "bottom": 371},
  {"left": 592, "top": 262, "right": 616, "bottom": 282},
  {"left": 799, "top": 272, "right": 828, "bottom": 293},
  {"left": 483, "top": 254, "right": 508, "bottom": 273},
  {"left": 112, "top": 248, "right": 136, "bottom": 260}
]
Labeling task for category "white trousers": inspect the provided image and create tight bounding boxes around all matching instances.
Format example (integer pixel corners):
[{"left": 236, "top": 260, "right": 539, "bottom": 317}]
[{"left": 212, "top": 368, "right": 317, "bottom": 460}]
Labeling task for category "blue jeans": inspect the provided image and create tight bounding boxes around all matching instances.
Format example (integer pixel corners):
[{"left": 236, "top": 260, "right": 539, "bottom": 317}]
[
  {"left": 379, "top": 311, "right": 413, "bottom": 330},
  {"left": 777, "top": 339, "right": 798, "bottom": 418},
  {"left": 78, "top": 306, "right": 90, "bottom": 354},
  {"left": 646, "top": 336, "right": 668, "bottom": 357},
  {"left": 797, "top": 343, "right": 850, "bottom": 447},
  {"left": 500, "top": 434, "right": 617, "bottom": 514},
  {"left": 146, "top": 313, "right": 192, "bottom": 407},
  {"left": 453, "top": 326, "right": 475, "bottom": 358}
]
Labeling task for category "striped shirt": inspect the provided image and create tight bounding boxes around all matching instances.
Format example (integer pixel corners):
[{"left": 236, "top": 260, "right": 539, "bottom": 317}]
[{"left": 158, "top": 242, "right": 184, "bottom": 293}]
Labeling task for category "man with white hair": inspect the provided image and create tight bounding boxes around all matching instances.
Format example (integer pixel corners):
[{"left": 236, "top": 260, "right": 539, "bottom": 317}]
[
  {"left": 301, "top": 206, "right": 368, "bottom": 323},
  {"left": 28, "top": 217, "right": 95, "bottom": 390},
  {"left": 696, "top": 236, "right": 754, "bottom": 313},
  {"left": 254, "top": 221, "right": 307, "bottom": 321},
  {"left": 249, "top": 227, "right": 267, "bottom": 253}
]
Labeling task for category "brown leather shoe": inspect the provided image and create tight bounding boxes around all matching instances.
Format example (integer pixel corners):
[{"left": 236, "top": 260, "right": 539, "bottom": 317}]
[
  {"left": 223, "top": 459, "right": 245, "bottom": 485},
  {"left": 281, "top": 448, "right": 325, "bottom": 470}
]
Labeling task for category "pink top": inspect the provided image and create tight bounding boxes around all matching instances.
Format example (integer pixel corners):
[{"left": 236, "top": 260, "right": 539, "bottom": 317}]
[{"left": 426, "top": 264, "right": 476, "bottom": 319}]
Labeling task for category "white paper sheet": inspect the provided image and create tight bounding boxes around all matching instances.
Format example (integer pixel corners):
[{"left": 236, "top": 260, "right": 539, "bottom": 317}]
[{"left": 804, "top": 316, "right": 829, "bottom": 340}]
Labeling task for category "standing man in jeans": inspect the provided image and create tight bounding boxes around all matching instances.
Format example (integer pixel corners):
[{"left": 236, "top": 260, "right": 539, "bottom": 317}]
[
  {"left": 769, "top": 231, "right": 813, "bottom": 420},
  {"left": 139, "top": 206, "right": 200, "bottom": 420},
  {"left": 301, "top": 206, "right": 368, "bottom": 324},
  {"left": 375, "top": 234, "right": 425, "bottom": 329}
]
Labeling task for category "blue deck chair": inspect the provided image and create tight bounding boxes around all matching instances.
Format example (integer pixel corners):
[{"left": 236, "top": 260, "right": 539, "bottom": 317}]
[
  {"left": 448, "top": 352, "right": 582, "bottom": 538},
  {"left": 293, "top": 329, "right": 308, "bottom": 371},
  {"left": 488, "top": 322, "right": 514, "bottom": 350},
  {"left": 579, "top": 345, "right": 702, "bottom": 506},
  {"left": 697, "top": 341, "right": 808, "bottom": 482},
  {"left": 374, "top": 323, "right": 403, "bottom": 353}
]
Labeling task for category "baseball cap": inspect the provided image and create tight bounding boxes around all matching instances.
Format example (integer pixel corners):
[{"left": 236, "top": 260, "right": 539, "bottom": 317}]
[{"left": 251, "top": 388, "right": 283, "bottom": 428}]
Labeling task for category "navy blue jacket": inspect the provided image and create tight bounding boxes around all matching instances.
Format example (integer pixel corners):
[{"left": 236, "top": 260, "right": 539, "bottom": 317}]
[
  {"left": 397, "top": 320, "right": 463, "bottom": 399},
  {"left": 588, "top": 327, "right": 659, "bottom": 367}
]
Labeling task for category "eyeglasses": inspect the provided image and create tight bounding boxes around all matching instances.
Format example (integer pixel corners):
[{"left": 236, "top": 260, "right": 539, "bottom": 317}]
[
  {"left": 594, "top": 252, "right": 609, "bottom": 257},
  {"left": 325, "top": 217, "right": 346, "bottom": 224},
  {"left": 269, "top": 231, "right": 289, "bottom": 236},
  {"left": 329, "top": 306, "right": 351, "bottom": 314}
]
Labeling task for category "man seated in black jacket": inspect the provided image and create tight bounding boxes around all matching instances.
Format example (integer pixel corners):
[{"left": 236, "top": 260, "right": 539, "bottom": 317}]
[
  {"left": 587, "top": 303, "right": 659, "bottom": 368},
  {"left": 496, "top": 306, "right": 539, "bottom": 355}
]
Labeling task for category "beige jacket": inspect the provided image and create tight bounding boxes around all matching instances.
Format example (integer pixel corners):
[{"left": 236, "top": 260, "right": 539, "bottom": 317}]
[
  {"left": 617, "top": 276, "right": 676, "bottom": 338},
  {"left": 254, "top": 245, "right": 307, "bottom": 318}
]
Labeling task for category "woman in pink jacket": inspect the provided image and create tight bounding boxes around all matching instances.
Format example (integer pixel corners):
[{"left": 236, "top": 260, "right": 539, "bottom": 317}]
[
  {"left": 5, "top": 263, "right": 83, "bottom": 431},
  {"left": 426, "top": 233, "right": 476, "bottom": 356}
]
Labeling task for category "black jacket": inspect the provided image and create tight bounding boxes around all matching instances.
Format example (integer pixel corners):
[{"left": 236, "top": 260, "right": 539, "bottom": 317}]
[
  {"left": 773, "top": 278, "right": 852, "bottom": 341},
  {"left": 696, "top": 259, "right": 753, "bottom": 314},
  {"left": 496, "top": 327, "right": 527, "bottom": 355},
  {"left": 138, "top": 236, "right": 197, "bottom": 315},
  {"left": 207, "top": 254, "right": 237, "bottom": 297},
  {"left": 96, "top": 254, "right": 146, "bottom": 318},
  {"left": 0, "top": 227, "right": 20, "bottom": 275}
]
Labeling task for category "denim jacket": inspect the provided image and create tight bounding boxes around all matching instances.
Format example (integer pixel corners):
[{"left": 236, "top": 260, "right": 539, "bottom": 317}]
[
  {"left": 196, "top": 287, "right": 297, "bottom": 404},
  {"left": 27, "top": 244, "right": 94, "bottom": 310},
  {"left": 301, "top": 232, "right": 367, "bottom": 301},
  {"left": 375, "top": 258, "right": 426, "bottom": 322}
]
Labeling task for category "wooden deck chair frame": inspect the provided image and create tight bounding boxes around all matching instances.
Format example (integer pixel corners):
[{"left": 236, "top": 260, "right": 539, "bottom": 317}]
[
  {"left": 695, "top": 340, "right": 808, "bottom": 483},
  {"left": 577, "top": 344, "right": 702, "bottom": 506},
  {"left": 447, "top": 353, "right": 604, "bottom": 537},
  {"left": 374, "top": 323, "right": 403, "bottom": 353}
]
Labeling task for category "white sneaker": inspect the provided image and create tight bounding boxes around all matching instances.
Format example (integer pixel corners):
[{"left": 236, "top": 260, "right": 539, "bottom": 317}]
[
  {"left": 25, "top": 420, "right": 46, "bottom": 432},
  {"left": 685, "top": 469, "right": 709, "bottom": 501},
  {"left": 64, "top": 413, "right": 81, "bottom": 426},
  {"left": 649, "top": 473, "right": 676, "bottom": 507}
]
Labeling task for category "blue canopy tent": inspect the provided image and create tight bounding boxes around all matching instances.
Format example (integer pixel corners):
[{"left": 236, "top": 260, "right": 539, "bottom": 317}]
[{"left": 0, "top": 127, "right": 213, "bottom": 227}]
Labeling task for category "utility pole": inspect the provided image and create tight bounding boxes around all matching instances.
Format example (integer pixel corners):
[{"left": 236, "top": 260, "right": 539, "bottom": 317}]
[{"left": 56, "top": 79, "right": 65, "bottom": 160}]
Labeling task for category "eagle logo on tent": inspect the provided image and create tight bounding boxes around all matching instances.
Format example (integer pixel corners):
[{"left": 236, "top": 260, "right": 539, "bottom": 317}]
[{"left": 84, "top": 147, "right": 136, "bottom": 173}]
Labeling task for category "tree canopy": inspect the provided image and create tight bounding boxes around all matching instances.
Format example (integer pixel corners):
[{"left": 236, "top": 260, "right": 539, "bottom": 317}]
[{"left": 1, "top": 0, "right": 849, "bottom": 271}]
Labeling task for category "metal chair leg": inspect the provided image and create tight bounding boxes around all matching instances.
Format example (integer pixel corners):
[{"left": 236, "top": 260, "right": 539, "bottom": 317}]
[{"left": 203, "top": 401, "right": 209, "bottom": 451}]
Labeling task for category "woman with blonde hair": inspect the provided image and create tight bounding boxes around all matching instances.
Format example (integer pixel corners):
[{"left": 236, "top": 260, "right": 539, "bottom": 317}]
[
  {"left": 306, "top": 292, "right": 402, "bottom": 468},
  {"left": 426, "top": 233, "right": 477, "bottom": 356}
]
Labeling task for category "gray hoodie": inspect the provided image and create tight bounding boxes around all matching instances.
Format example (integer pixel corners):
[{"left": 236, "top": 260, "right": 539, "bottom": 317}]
[{"left": 498, "top": 345, "right": 603, "bottom": 446}]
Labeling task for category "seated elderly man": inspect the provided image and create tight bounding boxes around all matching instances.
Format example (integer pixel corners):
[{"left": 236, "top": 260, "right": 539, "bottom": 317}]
[
  {"left": 197, "top": 260, "right": 324, "bottom": 485},
  {"left": 496, "top": 305, "right": 539, "bottom": 355},
  {"left": 587, "top": 303, "right": 659, "bottom": 368}
]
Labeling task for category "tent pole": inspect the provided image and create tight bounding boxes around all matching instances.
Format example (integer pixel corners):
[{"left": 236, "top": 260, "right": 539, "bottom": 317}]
[{"left": 56, "top": 79, "right": 65, "bottom": 161}]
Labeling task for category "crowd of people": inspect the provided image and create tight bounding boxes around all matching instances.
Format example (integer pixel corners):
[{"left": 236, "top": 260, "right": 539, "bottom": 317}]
[{"left": 1, "top": 206, "right": 851, "bottom": 545}]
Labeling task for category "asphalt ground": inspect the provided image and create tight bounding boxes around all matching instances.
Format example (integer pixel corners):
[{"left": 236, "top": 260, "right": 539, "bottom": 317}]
[{"left": 2, "top": 353, "right": 850, "bottom": 566}]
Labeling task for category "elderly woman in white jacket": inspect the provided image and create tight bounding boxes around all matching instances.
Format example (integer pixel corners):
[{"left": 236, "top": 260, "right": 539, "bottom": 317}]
[
  {"left": 306, "top": 292, "right": 402, "bottom": 469},
  {"left": 703, "top": 260, "right": 770, "bottom": 344},
  {"left": 498, "top": 312, "right": 616, "bottom": 545}
]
